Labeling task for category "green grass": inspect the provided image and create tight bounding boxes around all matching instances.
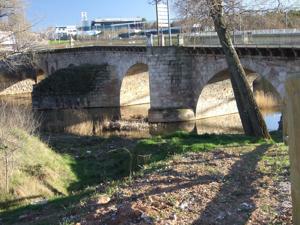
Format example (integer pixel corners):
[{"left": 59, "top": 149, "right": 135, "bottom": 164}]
[
  {"left": 0, "top": 131, "right": 284, "bottom": 224},
  {"left": 259, "top": 143, "right": 289, "bottom": 178},
  {"left": 0, "top": 131, "right": 77, "bottom": 212},
  {"left": 131, "top": 131, "right": 273, "bottom": 168},
  {"left": 48, "top": 40, "right": 70, "bottom": 45}
]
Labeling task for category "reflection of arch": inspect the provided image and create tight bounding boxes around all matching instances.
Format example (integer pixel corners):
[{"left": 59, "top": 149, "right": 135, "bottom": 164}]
[
  {"left": 252, "top": 76, "right": 282, "bottom": 109},
  {"left": 195, "top": 67, "right": 281, "bottom": 119},
  {"left": 120, "top": 63, "right": 150, "bottom": 106}
]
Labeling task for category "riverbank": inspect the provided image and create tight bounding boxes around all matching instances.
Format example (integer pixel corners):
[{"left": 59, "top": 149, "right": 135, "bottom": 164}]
[{"left": 0, "top": 131, "right": 291, "bottom": 225}]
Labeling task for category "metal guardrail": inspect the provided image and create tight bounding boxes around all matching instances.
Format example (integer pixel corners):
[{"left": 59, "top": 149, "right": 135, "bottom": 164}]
[
  {"left": 182, "top": 30, "right": 300, "bottom": 47},
  {"left": 34, "top": 29, "right": 300, "bottom": 51}
]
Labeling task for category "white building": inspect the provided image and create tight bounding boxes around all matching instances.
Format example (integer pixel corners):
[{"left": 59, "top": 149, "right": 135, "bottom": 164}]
[
  {"left": 0, "top": 31, "right": 16, "bottom": 51},
  {"left": 54, "top": 25, "right": 77, "bottom": 40}
]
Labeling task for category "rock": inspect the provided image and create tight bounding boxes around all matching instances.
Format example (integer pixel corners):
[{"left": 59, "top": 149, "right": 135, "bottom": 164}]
[
  {"left": 279, "top": 181, "right": 291, "bottom": 194},
  {"left": 31, "top": 199, "right": 48, "bottom": 205},
  {"left": 216, "top": 211, "right": 226, "bottom": 220},
  {"left": 238, "top": 202, "right": 253, "bottom": 212},
  {"left": 141, "top": 213, "right": 154, "bottom": 224},
  {"left": 97, "top": 195, "right": 111, "bottom": 205},
  {"left": 19, "top": 214, "right": 27, "bottom": 220},
  {"left": 179, "top": 201, "right": 189, "bottom": 210},
  {"left": 281, "top": 200, "right": 292, "bottom": 209},
  {"left": 169, "top": 213, "right": 177, "bottom": 221}
]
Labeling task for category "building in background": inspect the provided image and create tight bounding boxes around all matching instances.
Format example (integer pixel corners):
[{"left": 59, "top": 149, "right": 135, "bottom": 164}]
[
  {"left": 0, "top": 31, "right": 16, "bottom": 51},
  {"left": 91, "top": 17, "right": 144, "bottom": 31},
  {"left": 80, "top": 12, "right": 90, "bottom": 31},
  {"left": 52, "top": 13, "right": 146, "bottom": 40},
  {"left": 54, "top": 25, "right": 77, "bottom": 40}
]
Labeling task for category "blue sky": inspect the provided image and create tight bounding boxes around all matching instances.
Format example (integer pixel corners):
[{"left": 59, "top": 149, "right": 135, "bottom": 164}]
[{"left": 26, "top": 0, "right": 158, "bottom": 31}]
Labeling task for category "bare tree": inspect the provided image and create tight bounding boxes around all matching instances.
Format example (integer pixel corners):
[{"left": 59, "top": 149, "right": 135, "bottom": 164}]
[
  {"left": 0, "top": 0, "right": 37, "bottom": 63},
  {"left": 171, "top": 0, "right": 298, "bottom": 138},
  {"left": 0, "top": 0, "right": 40, "bottom": 85}
]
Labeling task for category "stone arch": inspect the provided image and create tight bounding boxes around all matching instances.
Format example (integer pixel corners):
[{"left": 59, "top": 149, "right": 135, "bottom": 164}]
[
  {"left": 120, "top": 63, "right": 150, "bottom": 106},
  {"left": 195, "top": 65, "right": 282, "bottom": 119},
  {"left": 197, "top": 58, "right": 285, "bottom": 99}
]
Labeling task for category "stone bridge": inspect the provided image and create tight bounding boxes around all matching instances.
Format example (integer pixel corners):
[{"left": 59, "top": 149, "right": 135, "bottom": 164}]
[{"left": 33, "top": 46, "right": 300, "bottom": 122}]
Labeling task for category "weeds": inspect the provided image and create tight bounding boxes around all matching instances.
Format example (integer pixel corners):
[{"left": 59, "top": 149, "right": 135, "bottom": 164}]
[
  {"left": 0, "top": 102, "right": 39, "bottom": 193},
  {"left": 0, "top": 102, "right": 76, "bottom": 210}
]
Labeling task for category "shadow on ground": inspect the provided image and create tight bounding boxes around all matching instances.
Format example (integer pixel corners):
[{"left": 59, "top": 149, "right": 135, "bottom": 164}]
[
  {"left": 191, "top": 144, "right": 270, "bottom": 225},
  {"left": 0, "top": 131, "right": 282, "bottom": 224}
]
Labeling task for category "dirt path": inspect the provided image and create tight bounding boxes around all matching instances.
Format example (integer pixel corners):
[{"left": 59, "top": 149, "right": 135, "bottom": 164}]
[{"left": 75, "top": 144, "right": 292, "bottom": 225}]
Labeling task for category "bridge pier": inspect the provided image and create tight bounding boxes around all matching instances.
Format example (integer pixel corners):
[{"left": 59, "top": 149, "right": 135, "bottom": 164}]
[{"left": 148, "top": 108, "right": 195, "bottom": 123}]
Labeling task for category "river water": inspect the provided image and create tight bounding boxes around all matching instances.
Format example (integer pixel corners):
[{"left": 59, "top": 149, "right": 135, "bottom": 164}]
[{"left": 0, "top": 96, "right": 281, "bottom": 138}]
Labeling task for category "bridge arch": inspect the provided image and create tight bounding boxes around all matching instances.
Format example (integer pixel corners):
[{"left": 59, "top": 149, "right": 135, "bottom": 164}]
[
  {"left": 120, "top": 63, "right": 150, "bottom": 107},
  {"left": 195, "top": 66, "right": 282, "bottom": 120}
]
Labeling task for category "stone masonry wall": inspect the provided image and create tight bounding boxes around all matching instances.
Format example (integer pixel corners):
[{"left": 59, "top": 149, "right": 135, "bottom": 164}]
[
  {"left": 196, "top": 74, "right": 257, "bottom": 119},
  {"left": 31, "top": 46, "right": 299, "bottom": 122},
  {"left": 120, "top": 71, "right": 150, "bottom": 106}
]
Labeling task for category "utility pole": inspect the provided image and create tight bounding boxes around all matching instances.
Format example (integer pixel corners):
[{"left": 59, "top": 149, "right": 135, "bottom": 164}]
[
  {"left": 167, "top": 0, "right": 172, "bottom": 46},
  {"left": 285, "top": 11, "right": 288, "bottom": 29},
  {"left": 156, "top": 0, "right": 160, "bottom": 46}
]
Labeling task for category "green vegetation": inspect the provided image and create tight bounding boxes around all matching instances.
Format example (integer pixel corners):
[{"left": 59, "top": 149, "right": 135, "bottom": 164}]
[
  {"left": 0, "top": 132, "right": 77, "bottom": 211},
  {"left": 0, "top": 129, "right": 288, "bottom": 224},
  {"left": 34, "top": 64, "right": 109, "bottom": 95},
  {"left": 132, "top": 132, "right": 271, "bottom": 166},
  {"left": 259, "top": 143, "right": 290, "bottom": 178},
  {"left": 48, "top": 40, "right": 70, "bottom": 45}
]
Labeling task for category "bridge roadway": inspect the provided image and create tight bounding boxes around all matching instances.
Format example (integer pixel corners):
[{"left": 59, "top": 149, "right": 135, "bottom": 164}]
[{"left": 33, "top": 45, "right": 300, "bottom": 122}]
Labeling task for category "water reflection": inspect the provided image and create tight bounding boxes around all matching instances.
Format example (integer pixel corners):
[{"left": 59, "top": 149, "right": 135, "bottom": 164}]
[
  {"left": 263, "top": 112, "right": 282, "bottom": 131},
  {"left": 196, "top": 114, "right": 244, "bottom": 134},
  {"left": 38, "top": 105, "right": 281, "bottom": 136},
  {"left": 0, "top": 97, "right": 281, "bottom": 137}
]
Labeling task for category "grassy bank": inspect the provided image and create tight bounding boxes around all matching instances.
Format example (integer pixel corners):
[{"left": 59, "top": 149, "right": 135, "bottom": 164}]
[
  {"left": 0, "top": 103, "right": 77, "bottom": 212},
  {"left": 0, "top": 132, "right": 77, "bottom": 210},
  {"left": 0, "top": 130, "right": 289, "bottom": 224}
]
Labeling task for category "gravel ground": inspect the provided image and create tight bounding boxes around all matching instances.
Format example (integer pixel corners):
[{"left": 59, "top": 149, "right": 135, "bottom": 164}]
[{"left": 75, "top": 144, "right": 292, "bottom": 225}]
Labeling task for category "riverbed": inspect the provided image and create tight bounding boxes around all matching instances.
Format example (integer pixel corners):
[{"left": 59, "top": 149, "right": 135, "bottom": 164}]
[{"left": 0, "top": 95, "right": 281, "bottom": 138}]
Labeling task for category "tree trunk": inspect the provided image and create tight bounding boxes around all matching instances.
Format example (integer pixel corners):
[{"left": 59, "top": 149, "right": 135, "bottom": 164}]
[
  {"left": 210, "top": 0, "right": 271, "bottom": 139},
  {"left": 230, "top": 75, "right": 254, "bottom": 135}
]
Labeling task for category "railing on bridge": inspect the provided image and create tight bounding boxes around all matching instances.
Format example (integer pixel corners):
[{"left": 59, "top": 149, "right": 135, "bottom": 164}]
[
  {"left": 182, "top": 29, "right": 300, "bottom": 47},
  {"left": 35, "top": 29, "right": 300, "bottom": 50}
]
